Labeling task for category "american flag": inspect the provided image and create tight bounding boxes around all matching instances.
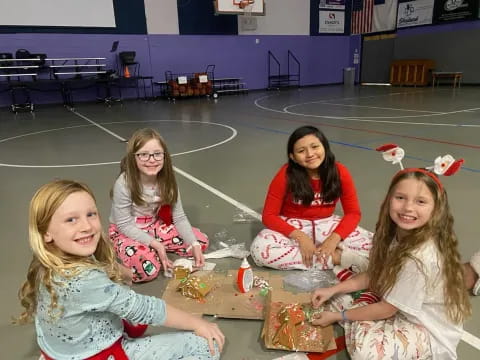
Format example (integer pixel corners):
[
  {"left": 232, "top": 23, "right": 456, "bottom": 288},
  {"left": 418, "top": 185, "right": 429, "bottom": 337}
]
[{"left": 352, "top": 0, "right": 387, "bottom": 34}]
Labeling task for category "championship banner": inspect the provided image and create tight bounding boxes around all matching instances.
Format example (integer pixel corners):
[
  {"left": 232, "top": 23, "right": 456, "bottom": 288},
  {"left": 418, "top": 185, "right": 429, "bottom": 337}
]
[
  {"left": 319, "top": 10, "right": 345, "bottom": 33},
  {"left": 397, "top": 0, "right": 434, "bottom": 28},
  {"left": 319, "top": 0, "right": 346, "bottom": 10},
  {"left": 433, "top": 0, "right": 479, "bottom": 23}
]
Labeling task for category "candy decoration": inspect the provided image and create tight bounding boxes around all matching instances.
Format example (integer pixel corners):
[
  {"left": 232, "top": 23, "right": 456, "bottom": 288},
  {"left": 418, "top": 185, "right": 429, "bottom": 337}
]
[
  {"left": 177, "top": 276, "right": 212, "bottom": 299},
  {"left": 272, "top": 304, "right": 305, "bottom": 350}
]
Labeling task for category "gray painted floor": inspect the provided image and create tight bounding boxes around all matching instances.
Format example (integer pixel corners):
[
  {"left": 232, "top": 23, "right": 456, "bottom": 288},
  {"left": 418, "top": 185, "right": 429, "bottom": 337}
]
[{"left": 1, "top": 85, "right": 479, "bottom": 359}]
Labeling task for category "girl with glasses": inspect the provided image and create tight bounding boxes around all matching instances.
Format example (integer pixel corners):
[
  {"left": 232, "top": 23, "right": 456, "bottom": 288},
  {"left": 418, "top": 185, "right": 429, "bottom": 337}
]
[{"left": 109, "top": 128, "right": 209, "bottom": 283}]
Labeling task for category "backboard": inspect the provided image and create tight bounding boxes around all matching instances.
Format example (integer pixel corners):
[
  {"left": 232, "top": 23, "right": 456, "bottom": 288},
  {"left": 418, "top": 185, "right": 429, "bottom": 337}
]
[{"left": 214, "top": 0, "right": 265, "bottom": 16}]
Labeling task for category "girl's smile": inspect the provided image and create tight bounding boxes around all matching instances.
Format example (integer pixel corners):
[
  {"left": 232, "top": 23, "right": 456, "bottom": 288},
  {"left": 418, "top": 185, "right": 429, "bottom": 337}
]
[
  {"left": 389, "top": 178, "right": 435, "bottom": 238},
  {"left": 43, "top": 191, "right": 101, "bottom": 257}
]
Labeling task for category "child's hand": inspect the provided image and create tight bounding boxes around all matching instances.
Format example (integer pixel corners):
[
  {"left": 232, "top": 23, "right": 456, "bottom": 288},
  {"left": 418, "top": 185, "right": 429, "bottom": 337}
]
[
  {"left": 291, "top": 230, "right": 316, "bottom": 267},
  {"left": 194, "top": 320, "right": 225, "bottom": 355},
  {"left": 311, "top": 287, "right": 335, "bottom": 308},
  {"left": 316, "top": 232, "right": 341, "bottom": 259},
  {"left": 311, "top": 311, "right": 341, "bottom": 327},
  {"left": 151, "top": 240, "right": 174, "bottom": 271},
  {"left": 192, "top": 245, "right": 205, "bottom": 268}
]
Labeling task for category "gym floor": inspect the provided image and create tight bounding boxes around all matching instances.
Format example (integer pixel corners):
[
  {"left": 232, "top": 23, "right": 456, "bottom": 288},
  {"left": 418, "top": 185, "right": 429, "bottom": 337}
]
[{"left": 1, "top": 84, "right": 479, "bottom": 359}]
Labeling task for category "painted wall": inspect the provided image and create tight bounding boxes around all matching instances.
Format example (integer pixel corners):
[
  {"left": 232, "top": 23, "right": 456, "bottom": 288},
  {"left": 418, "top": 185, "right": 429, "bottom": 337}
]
[
  {"left": 144, "top": 0, "right": 179, "bottom": 35},
  {"left": 0, "top": 33, "right": 350, "bottom": 107},
  {"left": 393, "top": 20, "right": 480, "bottom": 83}
]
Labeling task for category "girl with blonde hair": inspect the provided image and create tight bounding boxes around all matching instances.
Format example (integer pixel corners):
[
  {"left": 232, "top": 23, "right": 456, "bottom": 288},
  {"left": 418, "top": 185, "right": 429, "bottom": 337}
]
[
  {"left": 310, "top": 168, "right": 471, "bottom": 359},
  {"left": 17, "top": 180, "right": 224, "bottom": 359},
  {"left": 109, "top": 128, "right": 208, "bottom": 282}
]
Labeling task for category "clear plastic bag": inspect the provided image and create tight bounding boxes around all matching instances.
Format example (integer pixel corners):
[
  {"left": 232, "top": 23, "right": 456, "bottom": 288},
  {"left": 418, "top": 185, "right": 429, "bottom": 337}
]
[
  {"left": 211, "top": 228, "right": 237, "bottom": 251},
  {"left": 283, "top": 267, "right": 337, "bottom": 292},
  {"left": 232, "top": 209, "right": 258, "bottom": 223},
  {"left": 204, "top": 243, "right": 250, "bottom": 259}
]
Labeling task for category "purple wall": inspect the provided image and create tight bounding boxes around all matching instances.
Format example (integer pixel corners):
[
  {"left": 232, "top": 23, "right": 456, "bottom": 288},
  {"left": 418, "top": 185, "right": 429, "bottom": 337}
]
[
  {"left": 148, "top": 35, "right": 350, "bottom": 88},
  {"left": 0, "top": 33, "right": 350, "bottom": 107}
]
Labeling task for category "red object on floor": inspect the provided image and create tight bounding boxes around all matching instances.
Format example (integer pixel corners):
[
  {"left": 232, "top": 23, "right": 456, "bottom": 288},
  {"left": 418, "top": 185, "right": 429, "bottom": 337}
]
[
  {"left": 41, "top": 337, "right": 128, "bottom": 360},
  {"left": 122, "top": 320, "right": 148, "bottom": 338},
  {"left": 307, "top": 336, "right": 346, "bottom": 359}
]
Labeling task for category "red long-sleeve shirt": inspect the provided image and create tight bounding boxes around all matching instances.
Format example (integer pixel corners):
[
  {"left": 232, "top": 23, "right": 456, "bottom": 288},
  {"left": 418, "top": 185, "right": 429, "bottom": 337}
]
[{"left": 262, "top": 162, "right": 361, "bottom": 239}]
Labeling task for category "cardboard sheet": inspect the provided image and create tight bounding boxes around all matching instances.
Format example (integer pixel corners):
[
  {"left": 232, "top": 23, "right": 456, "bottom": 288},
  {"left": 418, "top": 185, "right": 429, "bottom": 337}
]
[
  {"left": 162, "top": 269, "right": 337, "bottom": 353},
  {"left": 162, "top": 270, "right": 281, "bottom": 319},
  {"left": 262, "top": 290, "right": 337, "bottom": 353}
]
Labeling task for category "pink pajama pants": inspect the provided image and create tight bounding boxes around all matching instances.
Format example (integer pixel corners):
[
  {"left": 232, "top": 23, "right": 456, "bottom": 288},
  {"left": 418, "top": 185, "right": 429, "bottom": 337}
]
[{"left": 109, "top": 218, "right": 208, "bottom": 283}]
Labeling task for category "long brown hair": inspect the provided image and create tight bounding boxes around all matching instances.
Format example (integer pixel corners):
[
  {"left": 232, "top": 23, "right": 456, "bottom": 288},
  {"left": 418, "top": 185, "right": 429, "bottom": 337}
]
[
  {"left": 16, "top": 180, "right": 122, "bottom": 324},
  {"left": 286, "top": 126, "right": 341, "bottom": 204},
  {"left": 368, "top": 170, "right": 471, "bottom": 323},
  {"left": 118, "top": 128, "right": 178, "bottom": 207}
]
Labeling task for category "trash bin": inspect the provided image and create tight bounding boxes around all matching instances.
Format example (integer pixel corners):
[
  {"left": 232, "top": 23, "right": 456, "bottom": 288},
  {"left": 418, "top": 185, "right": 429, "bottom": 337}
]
[{"left": 343, "top": 67, "right": 355, "bottom": 86}]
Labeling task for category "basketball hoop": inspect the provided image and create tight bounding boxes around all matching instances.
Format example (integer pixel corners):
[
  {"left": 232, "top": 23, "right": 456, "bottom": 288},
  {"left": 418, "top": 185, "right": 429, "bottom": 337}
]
[
  {"left": 236, "top": 0, "right": 257, "bottom": 31},
  {"left": 233, "top": 0, "right": 255, "bottom": 9},
  {"left": 239, "top": 0, "right": 254, "bottom": 9}
]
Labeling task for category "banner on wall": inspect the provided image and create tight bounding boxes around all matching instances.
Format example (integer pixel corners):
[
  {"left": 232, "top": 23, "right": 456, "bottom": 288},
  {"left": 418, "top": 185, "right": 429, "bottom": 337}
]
[
  {"left": 319, "top": 10, "right": 345, "bottom": 33},
  {"left": 351, "top": 0, "right": 398, "bottom": 34},
  {"left": 319, "top": 0, "right": 346, "bottom": 10},
  {"left": 433, "top": 0, "right": 479, "bottom": 23},
  {"left": 397, "top": 0, "right": 434, "bottom": 28}
]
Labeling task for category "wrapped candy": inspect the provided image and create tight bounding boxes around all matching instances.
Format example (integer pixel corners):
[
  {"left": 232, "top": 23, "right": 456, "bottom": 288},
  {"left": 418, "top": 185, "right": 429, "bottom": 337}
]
[
  {"left": 177, "top": 276, "right": 212, "bottom": 300},
  {"left": 301, "top": 303, "right": 325, "bottom": 324},
  {"left": 253, "top": 275, "right": 271, "bottom": 296}
]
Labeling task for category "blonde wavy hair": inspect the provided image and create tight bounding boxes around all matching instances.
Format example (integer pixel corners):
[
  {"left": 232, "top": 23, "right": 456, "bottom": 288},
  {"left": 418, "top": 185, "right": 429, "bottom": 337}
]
[
  {"left": 368, "top": 170, "right": 471, "bottom": 324},
  {"left": 16, "top": 180, "right": 122, "bottom": 324},
  {"left": 117, "top": 128, "right": 178, "bottom": 207}
]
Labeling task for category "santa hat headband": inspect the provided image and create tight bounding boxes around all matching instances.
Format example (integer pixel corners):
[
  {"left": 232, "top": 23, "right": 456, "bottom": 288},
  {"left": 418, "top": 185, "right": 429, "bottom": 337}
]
[{"left": 375, "top": 144, "right": 464, "bottom": 191}]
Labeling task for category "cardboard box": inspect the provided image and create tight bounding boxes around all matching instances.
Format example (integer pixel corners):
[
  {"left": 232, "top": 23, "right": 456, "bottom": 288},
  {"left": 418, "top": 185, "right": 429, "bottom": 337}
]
[
  {"left": 262, "top": 289, "right": 337, "bottom": 353},
  {"left": 162, "top": 270, "right": 281, "bottom": 319}
]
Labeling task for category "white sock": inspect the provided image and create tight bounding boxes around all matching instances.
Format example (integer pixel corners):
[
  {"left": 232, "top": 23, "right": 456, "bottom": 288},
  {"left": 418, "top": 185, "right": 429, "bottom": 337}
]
[{"left": 340, "top": 248, "right": 369, "bottom": 273}]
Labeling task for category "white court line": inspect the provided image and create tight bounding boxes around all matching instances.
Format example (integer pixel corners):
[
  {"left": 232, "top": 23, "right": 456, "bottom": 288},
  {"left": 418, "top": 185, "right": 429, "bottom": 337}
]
[
  {"left": 283, "top": 110, "right": 480, "bottom": 127},
  {"left": 0, "top": 124, "right": 92, "bottom": 144},
  {"left": 173, "top": 166, "right": 261, "bottom": 221},
  {"left": 310, "top": 102, "right": 442, "bottom": 114},
  {"left": 255, "top": 92, "right": 480, "bottom": 125},
  {"left": 462, "top": 330, "right": 480, "bottom": 350},
  {"left": 0, "top": 161, "right": 120, "bottom": 168},
  {"left": 284, "top": 105, "right": 480, "bottom": 120},
  {"left": 0, "top": 120, "right": 237, "bottom": 168},
  {"left": 253, "top": 90, "right": 427, "bottom": 113},
  {"left": 71, "top": 109, "right": 126, "bottom": 142},
  {"left": 69, "top": 110, "right": 480, "bottom": 351}
]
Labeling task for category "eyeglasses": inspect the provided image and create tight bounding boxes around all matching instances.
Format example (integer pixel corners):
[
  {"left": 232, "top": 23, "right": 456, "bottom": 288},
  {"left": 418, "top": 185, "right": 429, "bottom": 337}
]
[{"left": 135, "top": 152, "right": 165, "bottom": 161}]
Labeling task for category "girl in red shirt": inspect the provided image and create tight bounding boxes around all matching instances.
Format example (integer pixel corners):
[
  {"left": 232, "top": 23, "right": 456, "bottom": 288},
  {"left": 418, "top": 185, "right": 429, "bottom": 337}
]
[{"left": 250, "top": 126, "right": 372, "bottom": 271}]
